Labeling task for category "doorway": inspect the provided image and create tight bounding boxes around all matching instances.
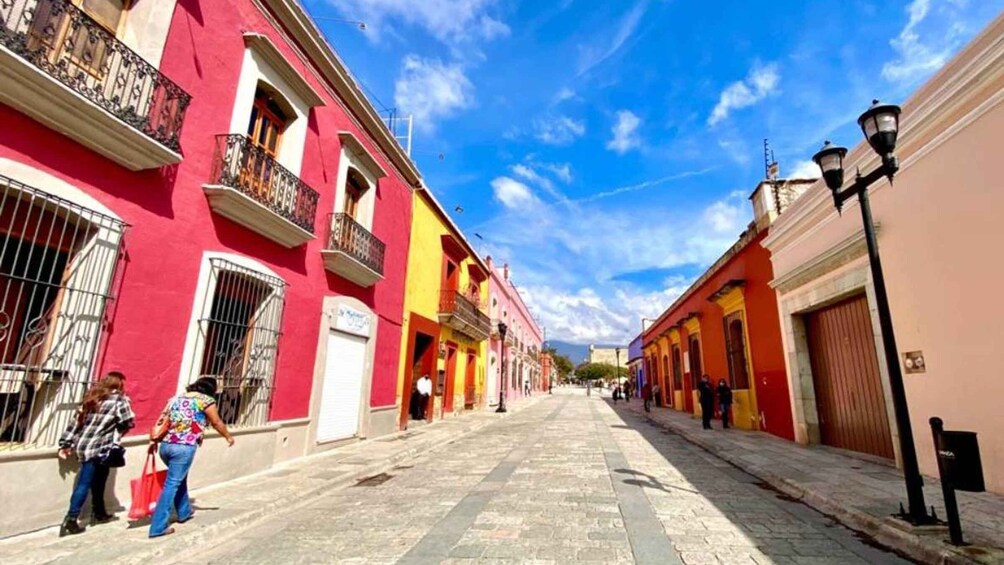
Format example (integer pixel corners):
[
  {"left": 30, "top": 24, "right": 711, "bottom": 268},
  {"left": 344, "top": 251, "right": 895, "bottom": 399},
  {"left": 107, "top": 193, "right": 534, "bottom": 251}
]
[
  {"left": 442, "top": 343, "right": 458, "bottom": 414},
  {"left": 805, "top": 295, "right": 894, "bottom": 459},
  {"left": 464, "top": 349, "right": 476, "bottom": 409},
  {"left": 316, "top": 331, "right": 366, "bottom": 443},
  {"left": 399, "top": 319, "right": 438, "bottom": 430}
]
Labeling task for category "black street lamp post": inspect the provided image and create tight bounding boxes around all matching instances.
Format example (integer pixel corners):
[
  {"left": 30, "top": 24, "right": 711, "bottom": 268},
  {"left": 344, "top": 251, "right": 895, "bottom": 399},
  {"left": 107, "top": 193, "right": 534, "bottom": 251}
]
[
  {"left": 615, "top": 348, "right": 622, "bottom": 391},
  {"left": 811, "top": 100, "right": 932, "bottom": 525},
  {"left": 496, "top": 322, "right": 508, "bottom": 413}
]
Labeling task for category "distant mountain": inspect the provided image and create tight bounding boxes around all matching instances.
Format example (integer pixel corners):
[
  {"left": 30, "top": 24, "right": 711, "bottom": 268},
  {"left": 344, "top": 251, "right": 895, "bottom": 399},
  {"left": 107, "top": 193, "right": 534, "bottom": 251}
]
[{"left": 546, "top": 340, "right": 589, "bottom": 364}]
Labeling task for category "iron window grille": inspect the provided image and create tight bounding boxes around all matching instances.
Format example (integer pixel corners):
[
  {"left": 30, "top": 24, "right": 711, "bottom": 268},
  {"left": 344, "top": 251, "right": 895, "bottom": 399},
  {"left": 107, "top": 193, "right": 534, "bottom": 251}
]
[
  {"left": 723, "top": 311, "right": 750, "bottom": 389},
  {"left": 0, "top": 0, "right": 191, "bottom": 151},
  {"left": 0, "top": 174, "right": 126, "bottom": 450},
  {"left": 187, "top": 258, "right": 286, "bottom": 428}
]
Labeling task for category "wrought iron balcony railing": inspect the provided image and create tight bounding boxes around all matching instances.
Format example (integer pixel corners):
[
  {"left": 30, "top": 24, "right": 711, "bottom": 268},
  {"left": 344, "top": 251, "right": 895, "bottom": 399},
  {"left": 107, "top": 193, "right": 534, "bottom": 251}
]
[
  {"left": 0, "top": 0, "right": 191, "bottom": 151},
  {"left": 210, "top": 134, "right": 319, "bottom": 233},
  {"left": 326, "top": 213, "right": 385, "bottom": 276},
  {"left": 439, "top": 290, "right": 491, "bottom": 341}
]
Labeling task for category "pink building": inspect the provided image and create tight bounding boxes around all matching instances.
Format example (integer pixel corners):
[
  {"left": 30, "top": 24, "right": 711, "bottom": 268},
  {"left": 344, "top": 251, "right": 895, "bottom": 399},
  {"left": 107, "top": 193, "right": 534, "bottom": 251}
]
[
  {"left": 486, "top": 258, "right": 543, "bottom": 406},
  {"left": 0, "top": 0, "right": 418, "bottom": 535}
]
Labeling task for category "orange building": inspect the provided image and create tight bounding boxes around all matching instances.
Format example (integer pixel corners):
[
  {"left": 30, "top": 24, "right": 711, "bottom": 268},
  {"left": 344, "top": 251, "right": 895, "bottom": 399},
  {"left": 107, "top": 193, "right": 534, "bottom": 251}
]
[{"left": 641, "top": 179, "right": 811, "bottom": 440}]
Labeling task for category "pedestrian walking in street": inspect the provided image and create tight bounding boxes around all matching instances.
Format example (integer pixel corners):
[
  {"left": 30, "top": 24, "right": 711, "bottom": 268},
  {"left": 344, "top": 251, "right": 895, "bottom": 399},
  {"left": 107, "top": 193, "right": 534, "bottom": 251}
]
[
  {"left": 612, "top": 385, "right": 621, "bottom": 403},
  {"left": 148, "top": 377, "right": 234, "bottom": 538},
  {"left": 652, "top": 382, "right": 661, "bottom": 407},
  {"left": 717, "top": 378, "right": 733, "bottom": 429},
  {"left": 623, "top": 381, "right": 631, "bottom": 403},
  {"left": 57, "top": 371, "right": 135, "bottom": 537},
  {"left": 642, "top": 382, "right": 652, "bottom": 412},
  {"left": 698, "top": 375, "right": 715, "bottom": 430}
]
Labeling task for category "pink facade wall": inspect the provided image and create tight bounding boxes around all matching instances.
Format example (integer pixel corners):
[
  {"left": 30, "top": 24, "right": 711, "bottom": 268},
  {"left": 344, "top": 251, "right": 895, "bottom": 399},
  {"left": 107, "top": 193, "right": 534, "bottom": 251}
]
[
  {"left": 0, "top": 0, "right": 412, "bottom": 429},
  {"left": 487, "top": 260, "right": 542, "bottom": 400}
]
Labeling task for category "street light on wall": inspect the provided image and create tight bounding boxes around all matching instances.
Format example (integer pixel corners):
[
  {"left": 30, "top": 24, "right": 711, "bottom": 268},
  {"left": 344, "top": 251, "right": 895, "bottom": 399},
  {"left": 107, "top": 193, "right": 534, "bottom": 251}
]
[
  {"left": 811, "top": 99, "right": 932, "bottom": 525},
  {"left": 495, "top": 322, "right": 508, "bottom": 413}
]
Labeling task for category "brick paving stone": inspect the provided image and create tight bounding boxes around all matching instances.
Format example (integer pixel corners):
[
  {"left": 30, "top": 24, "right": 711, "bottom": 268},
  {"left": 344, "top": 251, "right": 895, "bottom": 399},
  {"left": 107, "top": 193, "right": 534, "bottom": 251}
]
[{"left": 0, "top": 390, "right": 930, "bottom": 565}]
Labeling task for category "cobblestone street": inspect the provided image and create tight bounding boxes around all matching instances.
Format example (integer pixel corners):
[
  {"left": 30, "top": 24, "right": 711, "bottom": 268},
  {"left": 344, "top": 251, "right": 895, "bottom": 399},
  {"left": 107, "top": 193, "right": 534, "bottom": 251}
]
[{"left": 168, "top": 390, "right": 913, "bottom": 565}]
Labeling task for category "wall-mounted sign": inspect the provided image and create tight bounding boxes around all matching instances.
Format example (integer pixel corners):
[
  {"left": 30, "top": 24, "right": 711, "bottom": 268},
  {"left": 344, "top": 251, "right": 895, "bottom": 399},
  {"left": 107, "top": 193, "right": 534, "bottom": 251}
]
[
  {"left": 904, "top": 351, "right": 926, "bottom": 374},
  {"left": 335, "top": 304, "right": 371, "bottom": 338}
]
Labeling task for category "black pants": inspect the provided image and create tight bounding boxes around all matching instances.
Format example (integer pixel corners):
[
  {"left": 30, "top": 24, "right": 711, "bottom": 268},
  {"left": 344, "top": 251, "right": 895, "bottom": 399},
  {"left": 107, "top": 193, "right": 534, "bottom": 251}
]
[
  {"left": 643, "top": 397, "right": 651, "bottom": 412},
  {"left": 701, "top": 403, "right": 714, "bottom": 429},
  {"left": 721, "top": 404, "right": 731, "bottom": 428}
]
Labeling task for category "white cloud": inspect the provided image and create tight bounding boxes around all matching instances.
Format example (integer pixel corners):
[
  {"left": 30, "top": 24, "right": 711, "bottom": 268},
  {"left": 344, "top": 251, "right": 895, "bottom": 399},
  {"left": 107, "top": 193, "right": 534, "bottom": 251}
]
[
  {"left": 553, "top": 87, "right": 576, "bottom": 103},
  {"left": 475, "top": 190, "right": 753, "bottom": 343},
  {"left": 533, "top": 116, "right": 586, "bottom": 145},
  {"left": 327, "top": 0, "right": 509, "bottom": 44},
  {"left": 578, "top": 168, "right": 714, "bottom": 203},
  {"left": 394, "top": 55, "right": 474, "bottom": 131},
  {"left": 606, "top": 110, "right": 642, "bottom": 154},
  {"left": 708, "top": 62, "right": 780, "bottom": 126},
  {"left": 717, "top": 138, "right": 751, "bottom": 166},
  {"left": 577, "top": 0, "right": 649, "bottom": 76},
  {"left": 882, "top": 0, "right": 967, "bottom": 84},
  {"left": 491, "top": 177, "right": 540, "bottom": 210},
  {"left": 543, "top": 163, "right": 573, "bottom": 183},
  {"left": 512, "top": 163, "right": 570, "bottom": 203},
  {"left": 787, "top": 159, "right": 821, "bottom": 179}
]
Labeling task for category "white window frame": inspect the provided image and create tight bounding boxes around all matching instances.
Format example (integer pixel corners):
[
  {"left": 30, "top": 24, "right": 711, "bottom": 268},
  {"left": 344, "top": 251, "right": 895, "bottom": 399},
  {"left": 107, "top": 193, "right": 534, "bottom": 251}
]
[
  {"left": 176, "top": 252, "right": 286, "bottom": 428},
  {"left": 332, "top": 132, "right": 386, "bottom": 232}
]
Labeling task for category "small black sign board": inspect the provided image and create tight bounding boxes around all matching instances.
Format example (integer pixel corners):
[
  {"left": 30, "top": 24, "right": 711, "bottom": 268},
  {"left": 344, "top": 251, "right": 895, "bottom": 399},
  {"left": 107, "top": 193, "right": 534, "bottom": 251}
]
[{"left": 930, "top": 417, "right": 985, "bottom": 546}]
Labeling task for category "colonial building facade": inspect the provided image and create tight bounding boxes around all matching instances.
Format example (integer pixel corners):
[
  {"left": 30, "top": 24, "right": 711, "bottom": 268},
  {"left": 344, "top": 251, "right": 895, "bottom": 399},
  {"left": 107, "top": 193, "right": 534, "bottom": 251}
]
[
  {"left": 763, "top": 13, "right": 1004, "bottom": 493},
  {"left": 486, "top": 260, "right": 543, "bottom": 405},
  {"left": 396, "top": 188, "right": 490, "bottom": 428},
  {"left": 642, "top": 179, "right": 810, "bottom": 439},
  {"left": 0, "top": 0, "right": 418, "bottom": 536}
]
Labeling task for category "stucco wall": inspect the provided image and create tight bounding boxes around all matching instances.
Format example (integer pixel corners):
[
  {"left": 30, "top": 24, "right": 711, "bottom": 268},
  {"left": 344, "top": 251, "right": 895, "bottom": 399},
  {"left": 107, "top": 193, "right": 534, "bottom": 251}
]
[
  {"left": 764, "top": 14, "right": 1004, "bottom": 492},
  {"left": 0, "top": 0, "right": 413, "bottom": 535}
]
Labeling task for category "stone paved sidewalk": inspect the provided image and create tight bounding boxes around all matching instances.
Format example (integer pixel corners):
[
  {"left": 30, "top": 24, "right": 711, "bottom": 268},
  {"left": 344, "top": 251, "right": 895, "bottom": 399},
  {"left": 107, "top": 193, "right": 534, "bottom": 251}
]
[
  {"left": 613, "top": 399, "right": 1004, "bottom": 565},
  {"left": 0, "top": 395, "right": 544, "bottom": 565}
]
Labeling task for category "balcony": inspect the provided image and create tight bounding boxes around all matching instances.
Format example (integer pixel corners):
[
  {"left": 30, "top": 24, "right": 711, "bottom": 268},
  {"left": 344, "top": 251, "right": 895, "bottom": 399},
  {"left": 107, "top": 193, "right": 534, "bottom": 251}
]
[
  {"left": 438, "top": 290, "right": 491, "bottom": 341},
  {"left": 0, "top": 0, "right": 190, "bottom": 170},
  {"left": 203, "top": 134, "right": 319, "bottom": 248},
  {"left": 322, "top": 213, "right": 385, "bottom": 287}
]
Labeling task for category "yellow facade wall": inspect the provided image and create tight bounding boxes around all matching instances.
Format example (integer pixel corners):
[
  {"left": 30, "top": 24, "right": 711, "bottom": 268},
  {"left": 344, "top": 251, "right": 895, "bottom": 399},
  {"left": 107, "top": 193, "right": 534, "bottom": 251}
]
[{"left": 397, "top": 191, "right": 488, "bottom": 421}]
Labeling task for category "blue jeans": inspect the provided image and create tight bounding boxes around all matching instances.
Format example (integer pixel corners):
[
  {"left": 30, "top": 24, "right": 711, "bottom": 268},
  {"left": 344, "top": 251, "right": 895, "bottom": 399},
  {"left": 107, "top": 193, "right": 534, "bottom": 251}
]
[
  {"left": 149, "top": 442, "right": 197, "bottom": 537},
  {"left": 67, "top": 459, "right": 110, "bottom": 519}
]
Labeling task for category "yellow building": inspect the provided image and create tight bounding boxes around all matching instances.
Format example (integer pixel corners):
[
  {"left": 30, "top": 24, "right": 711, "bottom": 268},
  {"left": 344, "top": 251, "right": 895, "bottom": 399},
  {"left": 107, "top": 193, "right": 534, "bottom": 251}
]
[{"left": 396, "top": 187, "right": 491, "bottom": 429}]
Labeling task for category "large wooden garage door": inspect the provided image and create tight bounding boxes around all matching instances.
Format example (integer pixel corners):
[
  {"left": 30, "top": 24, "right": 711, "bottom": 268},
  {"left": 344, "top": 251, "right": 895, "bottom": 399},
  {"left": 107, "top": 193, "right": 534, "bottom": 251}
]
[{"left": 806, "top": 295, "right": 894, "bottom": 459}]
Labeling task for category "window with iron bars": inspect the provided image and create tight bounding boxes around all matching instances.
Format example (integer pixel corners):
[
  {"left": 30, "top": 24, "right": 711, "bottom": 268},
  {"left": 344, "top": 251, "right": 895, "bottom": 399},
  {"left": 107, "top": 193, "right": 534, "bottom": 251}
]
[
  {"left": 0, "top": 174, "right": 125, "bottom": 450},
  {"left": 186, "top": 258, "right": 285, "bottom": 429}
]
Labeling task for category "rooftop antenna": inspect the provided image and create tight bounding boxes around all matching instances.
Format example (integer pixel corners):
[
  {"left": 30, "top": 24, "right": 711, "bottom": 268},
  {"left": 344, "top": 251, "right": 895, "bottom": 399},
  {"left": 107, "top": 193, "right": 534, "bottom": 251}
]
[{"left": 764, "top": 138, "right": 779, "bottom": 181}]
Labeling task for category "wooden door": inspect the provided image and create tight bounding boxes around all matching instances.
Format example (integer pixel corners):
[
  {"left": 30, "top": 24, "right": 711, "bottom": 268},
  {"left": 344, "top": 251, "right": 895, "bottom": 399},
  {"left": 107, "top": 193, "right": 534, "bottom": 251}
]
[
  {"left": 443, "top": 344, "right": 457, "bottom": 414},
  {"left": 464, "top": 350, "right": 476, "bottom": 408},
  {"left": 673, "top": 345, "right": 686, "bottom": 411},
  {"left": 806, "top": 295, "right": 894, "bottom": 459}
]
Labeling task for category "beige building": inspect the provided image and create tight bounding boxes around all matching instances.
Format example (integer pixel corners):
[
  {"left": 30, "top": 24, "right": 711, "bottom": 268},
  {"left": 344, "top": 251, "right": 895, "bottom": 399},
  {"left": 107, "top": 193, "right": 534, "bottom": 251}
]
[
  {"left": 588, "top": 345, "right": 628, "bottom": 369},
  {"left": 764, "top": 13, "right": 1004, "bottom": 493}
]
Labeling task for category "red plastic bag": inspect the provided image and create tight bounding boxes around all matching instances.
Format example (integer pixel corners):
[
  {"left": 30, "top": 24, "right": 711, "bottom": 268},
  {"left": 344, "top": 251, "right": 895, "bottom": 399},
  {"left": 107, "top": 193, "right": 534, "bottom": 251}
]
[{"left": 128, "top": 451, "right": 167, "bottom": 520}]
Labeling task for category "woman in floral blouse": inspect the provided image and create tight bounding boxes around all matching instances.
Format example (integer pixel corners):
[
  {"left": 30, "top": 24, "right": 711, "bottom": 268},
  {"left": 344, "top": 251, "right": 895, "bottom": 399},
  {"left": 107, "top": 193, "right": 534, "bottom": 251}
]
[{"left": 148, "top": 377, "right": 234, "bottom": 538}]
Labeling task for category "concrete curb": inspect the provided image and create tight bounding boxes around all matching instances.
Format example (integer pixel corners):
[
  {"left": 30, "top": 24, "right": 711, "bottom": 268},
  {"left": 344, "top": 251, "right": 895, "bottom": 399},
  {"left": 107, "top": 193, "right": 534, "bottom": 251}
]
[{"left": 624, "top": 404, "right": 988, "bottom": 565}]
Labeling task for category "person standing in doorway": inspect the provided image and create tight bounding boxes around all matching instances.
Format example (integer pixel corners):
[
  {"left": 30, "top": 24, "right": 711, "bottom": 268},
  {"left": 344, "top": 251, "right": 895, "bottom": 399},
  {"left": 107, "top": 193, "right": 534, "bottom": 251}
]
[
  {"left": 57, "top": 372, "right": 135, "bottom": 537},
  {"left": 416, "top": 374, "right": 432, "bottom": 419},
  {"left": 642, "top": 381, "right": 652, "bottom": 412},
  {"left": 698, "top": 375, "right": 715, "bottom": 430},
  {"left": 717, "top": 378, "right": 733, "bottom": 429}
]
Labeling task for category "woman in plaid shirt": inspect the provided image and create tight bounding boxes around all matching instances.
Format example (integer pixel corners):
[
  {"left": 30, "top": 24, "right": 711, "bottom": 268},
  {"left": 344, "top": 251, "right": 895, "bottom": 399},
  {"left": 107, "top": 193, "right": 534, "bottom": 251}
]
[{"left": 57, "top": 371, "right": 135, "bottom": 537}]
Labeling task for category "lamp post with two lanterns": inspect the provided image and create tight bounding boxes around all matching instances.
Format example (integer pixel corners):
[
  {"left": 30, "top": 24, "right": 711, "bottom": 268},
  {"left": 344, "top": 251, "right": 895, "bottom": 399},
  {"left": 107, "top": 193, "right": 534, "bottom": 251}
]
[{"left": 811, "top": 100, "right": 933, "bottom": 525}]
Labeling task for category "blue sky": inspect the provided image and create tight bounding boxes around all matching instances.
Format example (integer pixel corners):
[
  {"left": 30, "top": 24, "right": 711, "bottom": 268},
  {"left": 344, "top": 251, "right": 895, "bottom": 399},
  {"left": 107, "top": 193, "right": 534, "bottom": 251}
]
[{"left": 305, "top": 0, "right": 1003, "bottom": 345}]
